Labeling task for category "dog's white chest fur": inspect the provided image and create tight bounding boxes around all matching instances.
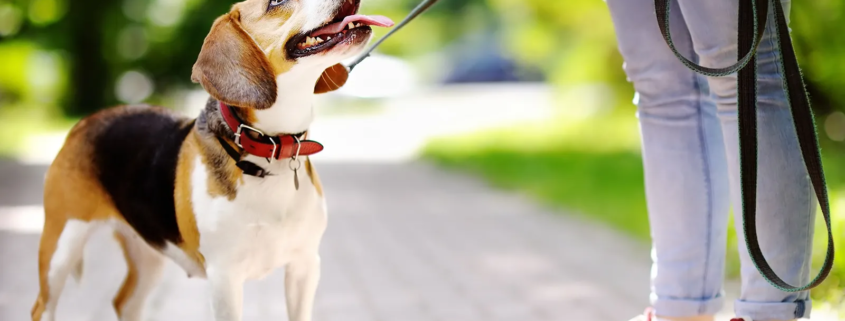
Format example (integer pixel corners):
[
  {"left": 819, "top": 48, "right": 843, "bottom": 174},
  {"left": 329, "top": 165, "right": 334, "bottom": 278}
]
[{"left": 189, "top": 156, "right": 327, "bottom": 280}]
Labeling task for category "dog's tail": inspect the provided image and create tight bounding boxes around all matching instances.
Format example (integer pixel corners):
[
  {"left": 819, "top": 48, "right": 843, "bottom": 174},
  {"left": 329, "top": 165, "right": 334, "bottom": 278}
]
[{"left": 70, "top": 259, "right": 84, "bottom": 283}]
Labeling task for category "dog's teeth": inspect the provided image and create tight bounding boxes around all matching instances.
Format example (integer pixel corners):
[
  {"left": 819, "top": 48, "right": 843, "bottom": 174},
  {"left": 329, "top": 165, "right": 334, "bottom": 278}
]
[
  {"left": 356, "top": 23, "right": 362, "bottom": 28},
  {"left": 326, "top": 36, "right": 331, "bottom": 40},
  {"left": 317, "top": 38, "right": 324, "bottom": 43},
  {"left": 348, "top": 22, "right": 355, "bottom": 30}
]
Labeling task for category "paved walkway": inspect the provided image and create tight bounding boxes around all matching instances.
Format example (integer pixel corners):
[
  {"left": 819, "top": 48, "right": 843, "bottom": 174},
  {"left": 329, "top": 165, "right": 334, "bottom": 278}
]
[{"left": 1, "top": 160, "right": 654, "bottom": 321}]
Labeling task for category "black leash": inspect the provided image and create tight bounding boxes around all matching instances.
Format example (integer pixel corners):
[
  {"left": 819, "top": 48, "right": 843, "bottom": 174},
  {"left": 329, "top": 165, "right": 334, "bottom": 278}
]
[
  {"left": 655, "top": 0, "right": 834, "bottom": 292},
  {"left": 345, "top": 0, "right": 441, "bottom": 72}
]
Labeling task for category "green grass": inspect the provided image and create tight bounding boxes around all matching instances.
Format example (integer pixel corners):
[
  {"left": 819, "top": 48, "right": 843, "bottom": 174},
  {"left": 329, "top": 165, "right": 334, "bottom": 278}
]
[
  {"left": 423, "top": 109, "right": 845, "bottom": 310},
  {"left": 425, "top": 112, "right": 651, "bottom": 239}
]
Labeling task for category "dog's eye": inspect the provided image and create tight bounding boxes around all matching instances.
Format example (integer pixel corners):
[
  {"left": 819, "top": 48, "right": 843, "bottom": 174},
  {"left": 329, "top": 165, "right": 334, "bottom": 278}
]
[{"left": 269, "top": 0, "right": 288, "bottom": 8}]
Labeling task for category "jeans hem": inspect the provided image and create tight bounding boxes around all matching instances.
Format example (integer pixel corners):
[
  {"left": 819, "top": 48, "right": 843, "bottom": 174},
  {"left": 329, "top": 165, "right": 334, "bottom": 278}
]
[
  {"left": 733, "top": 299, "right": 811, "bottom": 320},
  {"left": 651, "top": 294, "right": 724, "bottom": 317}
]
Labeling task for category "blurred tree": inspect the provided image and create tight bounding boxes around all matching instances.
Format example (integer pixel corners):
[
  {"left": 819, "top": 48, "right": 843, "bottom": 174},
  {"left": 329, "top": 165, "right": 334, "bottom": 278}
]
[
  {"left": 66, "top": 0, "right": 111, "bottom": 116},
  {"left": 0, "top": 0, "right": 842, "bottom": 117},
  {"left": 791, "top": 0, "right": 845, "bottom": 113}
]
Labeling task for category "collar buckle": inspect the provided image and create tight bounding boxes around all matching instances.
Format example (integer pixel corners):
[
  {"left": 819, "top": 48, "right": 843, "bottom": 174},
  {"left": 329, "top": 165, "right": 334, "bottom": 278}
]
[
  {"left": 234, "top": 124, "right": 277, "bottom": 159},
  {"left": 233, "top": 123, "right": 264, "bottom": 148}
]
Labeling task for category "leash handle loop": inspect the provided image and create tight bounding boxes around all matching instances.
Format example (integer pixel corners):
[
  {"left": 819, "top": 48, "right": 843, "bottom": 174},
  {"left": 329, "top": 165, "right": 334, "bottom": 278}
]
[{"left": 654, "top": 0, "right": 768, "bottom": 77}]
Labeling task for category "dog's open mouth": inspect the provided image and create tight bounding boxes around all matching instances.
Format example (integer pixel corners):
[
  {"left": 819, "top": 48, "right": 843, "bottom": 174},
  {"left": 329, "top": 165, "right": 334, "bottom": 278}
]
[{"left": 286, "top": 2, "right": 394, "bottom": 58}]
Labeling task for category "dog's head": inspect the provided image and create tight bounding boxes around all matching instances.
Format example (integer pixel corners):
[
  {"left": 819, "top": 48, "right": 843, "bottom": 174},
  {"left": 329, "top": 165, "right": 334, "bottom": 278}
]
[{"left": 191, "top": 0, "right": 393, "bottom": 109}]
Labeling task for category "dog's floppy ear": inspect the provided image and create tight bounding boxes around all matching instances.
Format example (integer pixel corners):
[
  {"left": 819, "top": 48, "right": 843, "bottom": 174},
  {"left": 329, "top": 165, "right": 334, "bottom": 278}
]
[
  {"left": 314, "top": 64, "right": 349, "bottom": 94},
  {"left": 192, "top": 12, "right": 277, "bottom": 109}
]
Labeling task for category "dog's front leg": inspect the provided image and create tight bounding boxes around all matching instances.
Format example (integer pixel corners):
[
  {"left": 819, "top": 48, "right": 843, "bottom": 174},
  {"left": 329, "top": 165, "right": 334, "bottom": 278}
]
[
  {"left": 207, "top": 267, "right": 244, "bottom": 321},
  {"left": 285, "top": 254, "right": 321, "bottom": 321}
]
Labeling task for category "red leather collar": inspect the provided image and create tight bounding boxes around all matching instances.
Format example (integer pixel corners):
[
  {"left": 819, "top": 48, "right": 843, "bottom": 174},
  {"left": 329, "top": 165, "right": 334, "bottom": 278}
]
[{"left": 219, "top": 102, "right": 323, "bottom": 160}]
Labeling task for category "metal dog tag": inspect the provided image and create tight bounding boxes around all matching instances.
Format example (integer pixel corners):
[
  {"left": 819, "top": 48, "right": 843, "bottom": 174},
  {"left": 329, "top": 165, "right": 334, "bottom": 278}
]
[{"left": 290, "top": 158, "right": 302, "bottom": 191}]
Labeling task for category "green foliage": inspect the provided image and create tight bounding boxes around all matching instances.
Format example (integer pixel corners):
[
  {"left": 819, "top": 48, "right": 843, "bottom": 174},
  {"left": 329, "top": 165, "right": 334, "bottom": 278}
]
[
  {"left": 791, "top": 0, "right": 845, "bottom": 111},
  {"left": 0, "top": 0, "right": 842, "bottom": 118}
]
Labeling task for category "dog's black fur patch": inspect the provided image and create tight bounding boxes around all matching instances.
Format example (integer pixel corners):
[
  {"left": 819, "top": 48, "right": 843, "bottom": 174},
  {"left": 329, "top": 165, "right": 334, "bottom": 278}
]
[{"left": 92, "top": 107, "right": 195, "bottom": 249}]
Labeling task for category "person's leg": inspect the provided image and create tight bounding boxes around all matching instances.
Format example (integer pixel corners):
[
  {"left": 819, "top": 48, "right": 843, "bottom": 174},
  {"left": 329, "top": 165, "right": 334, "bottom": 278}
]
[
  {"left": 676, "top": 1, "right": 814, "bottom": 320},
  {"left": 606, "top": 0, "right": 730, "bottom": 319}
]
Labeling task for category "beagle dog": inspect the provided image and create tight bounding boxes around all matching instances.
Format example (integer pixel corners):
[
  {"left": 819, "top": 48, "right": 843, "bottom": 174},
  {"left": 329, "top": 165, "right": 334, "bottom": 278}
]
[{"left": 30, "top": 0, "right": 392, "bottom": 320}]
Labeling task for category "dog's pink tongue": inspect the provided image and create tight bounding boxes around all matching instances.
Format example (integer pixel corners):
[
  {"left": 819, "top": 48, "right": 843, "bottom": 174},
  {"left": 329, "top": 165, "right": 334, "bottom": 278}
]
[{"left": 311, "top": 15, "right": 395, "bottom": 37}]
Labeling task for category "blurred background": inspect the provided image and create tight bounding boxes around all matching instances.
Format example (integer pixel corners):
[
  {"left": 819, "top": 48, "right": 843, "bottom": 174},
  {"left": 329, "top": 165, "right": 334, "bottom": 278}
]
[{"left": 0, "top": 0, "right": 843, "bottom": 320}]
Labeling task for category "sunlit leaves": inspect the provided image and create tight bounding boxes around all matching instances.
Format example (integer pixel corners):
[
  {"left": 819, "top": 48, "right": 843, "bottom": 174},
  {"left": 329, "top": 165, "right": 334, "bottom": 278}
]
[
  {"left": 27, "top": 0, "right": 66, "bottom": 26},
  {"left": 0, "top": 3, "right": 23, "bottom": 36}
]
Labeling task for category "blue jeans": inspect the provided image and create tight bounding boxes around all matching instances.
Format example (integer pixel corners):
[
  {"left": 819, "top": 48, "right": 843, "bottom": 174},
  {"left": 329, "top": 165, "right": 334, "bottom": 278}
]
[{"left": 606, "top": 0, "right": 815, "bottom": 320}]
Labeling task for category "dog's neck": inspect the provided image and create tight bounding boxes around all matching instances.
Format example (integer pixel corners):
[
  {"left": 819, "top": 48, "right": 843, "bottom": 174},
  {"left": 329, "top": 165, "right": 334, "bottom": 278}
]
[
  {"left": 196, "top": 64, "right": 328, "bottom": 140},
  {"left": 252, "top": 65, "right": 327, "bottom": 135}
]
